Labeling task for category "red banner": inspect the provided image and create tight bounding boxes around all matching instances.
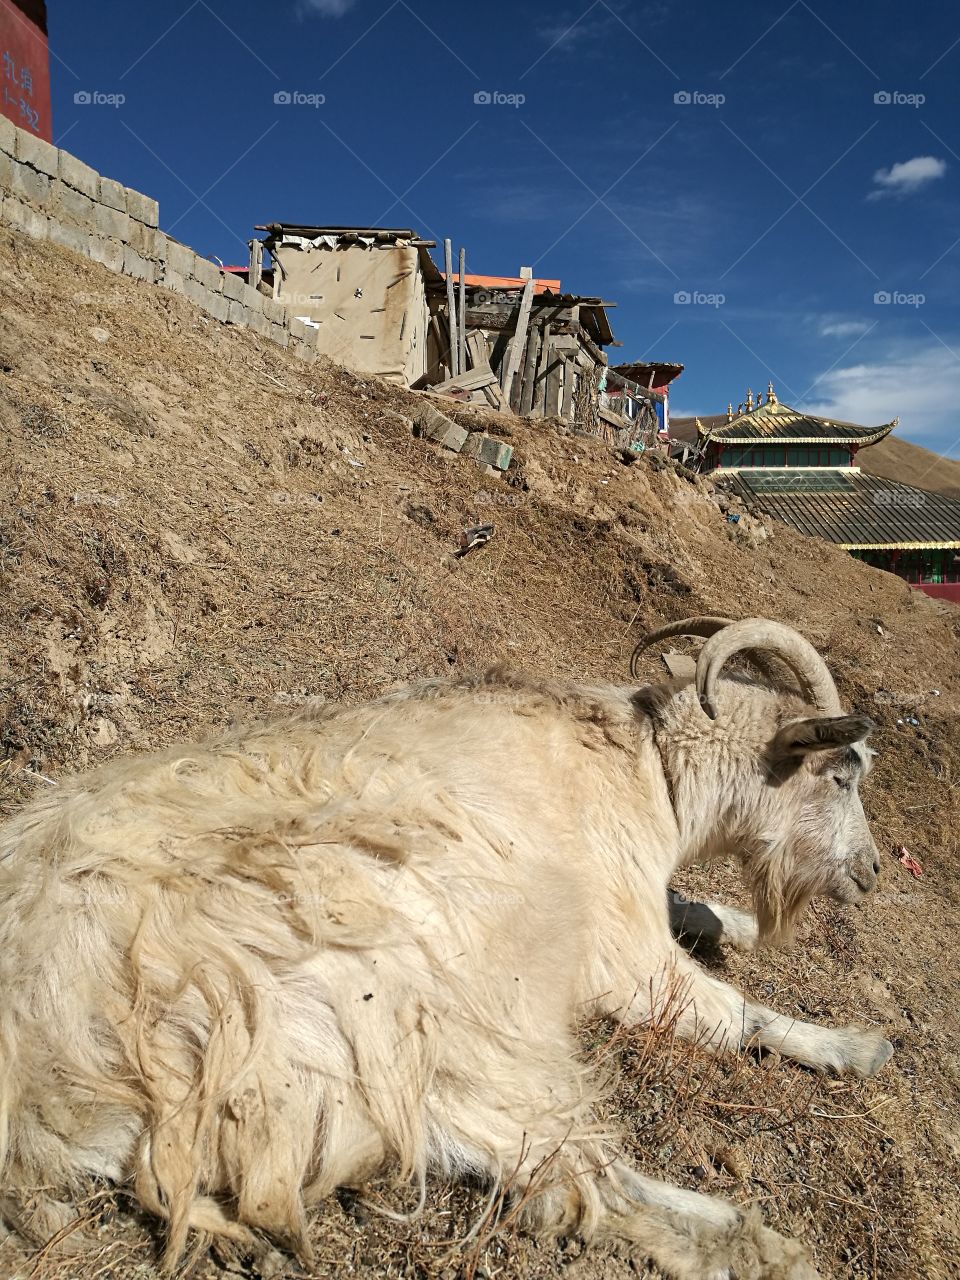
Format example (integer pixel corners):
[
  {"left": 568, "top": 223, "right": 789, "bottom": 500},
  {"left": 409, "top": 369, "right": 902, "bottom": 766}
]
[{"left": 0, "top": 0, "right": 51, "bottom": 141}]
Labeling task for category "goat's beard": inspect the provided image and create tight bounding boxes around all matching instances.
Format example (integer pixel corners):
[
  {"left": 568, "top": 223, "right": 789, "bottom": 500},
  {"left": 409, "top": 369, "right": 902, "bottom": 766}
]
[{"left": 743, "top": 840, "right": 819, "bottom": 947}]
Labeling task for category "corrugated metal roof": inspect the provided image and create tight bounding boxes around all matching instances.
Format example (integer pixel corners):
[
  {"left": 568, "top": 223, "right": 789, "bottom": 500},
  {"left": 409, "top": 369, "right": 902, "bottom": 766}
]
[
  {"left": 699, "top": 399, "right": 896, "bottom": 445},
  {"left": 720, "top": 470, "right": 960, "bottom": 549}
]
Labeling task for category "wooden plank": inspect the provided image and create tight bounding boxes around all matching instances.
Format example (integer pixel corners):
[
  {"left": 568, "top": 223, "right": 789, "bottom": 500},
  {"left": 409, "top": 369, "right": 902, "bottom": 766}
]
[
  {"left": 578, "top": 328, "right": 606, "bottom": 367},
  {"left": 519, "top": 325, "right": 541, "bottom": 416},
  {"left": 465, "top": 329, "right": 488, "bottom": 369},
  {"left": 463, "top": 304, "right": 587, "bottom": 333},
  {"left": 444, "top": 239, "right": 459, "bottom": 376},
  {"left": 500, "top": 276, "right": 536, "bottom": 405},
  {"left": 534, "top": 323, "right": 552, "bottom": 416},
  {"left": 457, "top": 247, "right": 466, "bottom": 376},
  {"left": 431, "top": 365, "right": 498, "bottom": 393},
  {"left": 598, "top": 405, "right": 630, "bottom": 429},
  {"left": 561, "top": 357, "right": 576, "bottom": 421}
]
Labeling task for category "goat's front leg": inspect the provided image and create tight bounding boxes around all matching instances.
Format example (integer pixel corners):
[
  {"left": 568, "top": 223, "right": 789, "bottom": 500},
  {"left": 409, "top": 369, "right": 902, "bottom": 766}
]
[
  {"left": 667, "top": 890, "right": 759, "bottom": 950},
  {"left": 632, "top": 950, "right": 893, "bottom": 1078}
]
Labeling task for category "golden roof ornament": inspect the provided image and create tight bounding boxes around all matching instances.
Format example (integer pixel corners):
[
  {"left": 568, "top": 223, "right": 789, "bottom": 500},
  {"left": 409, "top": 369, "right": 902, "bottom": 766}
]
[
  {"left": 727, "top": 402, "right": 733, "bottom": 422},
  {"left": 746, "top": 388, "right": 754, "bottom": 411},
  {"left": 766, "top": 380, "right": 778, "bottom": 405}
]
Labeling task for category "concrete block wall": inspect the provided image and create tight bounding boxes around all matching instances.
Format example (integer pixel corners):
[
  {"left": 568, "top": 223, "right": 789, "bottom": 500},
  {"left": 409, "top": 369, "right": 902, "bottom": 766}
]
[{"left": 0, "top": 116, "right": 319, "bottom": 363}]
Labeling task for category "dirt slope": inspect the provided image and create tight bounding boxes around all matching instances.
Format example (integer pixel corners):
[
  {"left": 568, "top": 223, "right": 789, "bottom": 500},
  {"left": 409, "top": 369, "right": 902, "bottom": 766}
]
[{"left": 1, "top": 228, "right": 959, "bottom": 1280}]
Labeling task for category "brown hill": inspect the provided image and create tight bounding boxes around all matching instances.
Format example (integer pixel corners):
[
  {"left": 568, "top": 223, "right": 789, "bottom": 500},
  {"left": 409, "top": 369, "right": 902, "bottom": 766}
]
[
  {"left": 1, "top": 229, "right": 959, "bottom": 1280},
  {"left": 860, "top": 432, "right": 960, "bottom": 498}
]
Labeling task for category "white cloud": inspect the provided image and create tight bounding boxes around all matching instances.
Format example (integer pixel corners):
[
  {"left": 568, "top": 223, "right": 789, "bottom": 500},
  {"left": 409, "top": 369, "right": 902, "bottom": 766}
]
[
  {"left": 802, "top": 344, "right": 959, "bottom": 453},
  {"left": 869, "top": 155, "right": 946, "bottom": 200},
  {"left": 820, "top": 320, "right": 870, "bottom": 339},
  {"left": 298, "top": 0, "right": 356, "bottom": 16}
]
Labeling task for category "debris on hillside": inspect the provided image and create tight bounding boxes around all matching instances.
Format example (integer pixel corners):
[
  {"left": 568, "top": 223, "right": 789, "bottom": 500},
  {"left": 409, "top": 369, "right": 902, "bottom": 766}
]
[
  {"left": 455, "top": 522, "right": 494, "bottom": 557},
  {"left": 893, "top": 843, "right": 924, "bottom": 878}
]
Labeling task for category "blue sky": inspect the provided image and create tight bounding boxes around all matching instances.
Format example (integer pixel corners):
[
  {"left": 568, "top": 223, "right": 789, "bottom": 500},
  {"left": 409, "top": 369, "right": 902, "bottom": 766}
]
[{"left": 46, "top": 0, "right": 960, "bottom": 456}]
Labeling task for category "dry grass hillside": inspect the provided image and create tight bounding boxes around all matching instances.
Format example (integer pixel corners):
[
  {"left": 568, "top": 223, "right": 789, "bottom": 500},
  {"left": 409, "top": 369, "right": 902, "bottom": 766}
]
[
  {"left": 1, "top": 227, "right": 959, "bottom": 1280},
  {"left": 859, "top": 433, "right": 960, "bottom": 498}
]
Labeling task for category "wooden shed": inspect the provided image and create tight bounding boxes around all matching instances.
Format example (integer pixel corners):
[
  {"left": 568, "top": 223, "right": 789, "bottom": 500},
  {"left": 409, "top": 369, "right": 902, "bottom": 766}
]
[
  {"left": 424, "top": 269, "right": 619, "bottom": 431},
  {"left": 253, "top": 224, "right": 443, "bottom": 385}
]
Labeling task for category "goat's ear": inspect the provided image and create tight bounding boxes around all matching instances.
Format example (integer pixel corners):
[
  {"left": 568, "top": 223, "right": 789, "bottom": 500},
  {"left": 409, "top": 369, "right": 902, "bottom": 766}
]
[{"left": 771, "top": 714, "right": 874, "bottom": 762}]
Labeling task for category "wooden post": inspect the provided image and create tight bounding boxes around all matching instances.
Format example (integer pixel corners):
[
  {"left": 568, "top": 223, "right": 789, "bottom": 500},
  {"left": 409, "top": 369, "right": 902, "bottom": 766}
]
[
  {"left": 536, "top": 325, "right": 553, "bottom": 416},
  {"left": 500, "top": 273, "right": 535, "bottom": 406},
  {"left": 430, "top": 313, "right": 448, "bottom": 380},
  {"left": 457, "top": 247, "right": 466, "bottom": 376},
  {"left": 248, "top": 239, "right": 263, "bottom": 292},
  {"left": 519, "top": 325, "right": 541, "bottom": 415},
  {"left": 444, "top": 239, "right": 459, "bottom": 376},
  {"left": 269, "top": 247, "right": 287, "bottom": 300},
  {"left": 561, "top": 357, "right": 576, "bottom": 421},
  {"left": 545, "top": 339, "right": 562, "bottom": 418}
]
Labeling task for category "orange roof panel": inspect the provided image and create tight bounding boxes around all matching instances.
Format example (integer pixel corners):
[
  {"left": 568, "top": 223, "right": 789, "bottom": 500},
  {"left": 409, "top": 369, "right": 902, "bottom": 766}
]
[{"left": 443, "top": 272, "right": 561, "bottom": 295}]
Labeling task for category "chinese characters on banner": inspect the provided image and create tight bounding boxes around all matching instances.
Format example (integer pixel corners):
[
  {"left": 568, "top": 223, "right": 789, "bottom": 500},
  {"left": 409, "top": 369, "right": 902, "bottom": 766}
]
[{"left": 0, "top": 0, "right": 51, "bottom": 142}]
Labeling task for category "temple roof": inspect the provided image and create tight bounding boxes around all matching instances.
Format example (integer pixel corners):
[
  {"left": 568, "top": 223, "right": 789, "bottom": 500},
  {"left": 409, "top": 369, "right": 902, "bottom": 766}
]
[
  {"left": 718, "top": 470, "right": 960, "bottom": 550},
  {"left": 692, "top": 384, "right": 897, "bottom": 447}
]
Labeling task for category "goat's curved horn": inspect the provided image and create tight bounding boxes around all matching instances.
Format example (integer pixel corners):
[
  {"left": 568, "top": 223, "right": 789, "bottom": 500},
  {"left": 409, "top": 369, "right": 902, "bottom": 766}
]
[
  {"left": 629, "top": 617, "right": 796, "bottom": 690},
  {"left": 629, "top": 617, "right": 733, "bottom": 679},
  {"left": 696, "top": 619, "right": 842, "bottom": 721}
]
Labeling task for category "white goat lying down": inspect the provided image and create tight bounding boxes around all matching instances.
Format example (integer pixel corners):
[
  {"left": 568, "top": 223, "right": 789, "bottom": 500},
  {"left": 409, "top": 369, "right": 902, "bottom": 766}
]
[{"left": 0, "top": 619, "right": 891, "bottom": 1279}]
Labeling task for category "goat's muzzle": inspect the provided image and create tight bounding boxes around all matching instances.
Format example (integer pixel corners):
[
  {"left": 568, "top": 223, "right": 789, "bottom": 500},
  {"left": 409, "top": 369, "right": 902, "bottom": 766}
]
[{"left": 835, "top": 848, "right": 881, "bottom": 901}]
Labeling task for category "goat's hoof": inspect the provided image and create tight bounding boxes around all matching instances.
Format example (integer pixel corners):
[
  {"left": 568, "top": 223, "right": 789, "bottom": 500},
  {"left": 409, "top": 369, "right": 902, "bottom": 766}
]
[
  {"left": 719, "top": 1212, "right": 821, "bottom": 1279},
  {"left": 754, "top": 1225, "right": 821, "bottom": 1278},
  {"left": 863, "top": 1036, "right": 894, "bottom": 1077},
  {"left": 846, "top": 1030, "right": 894, "bottom": 1077}
]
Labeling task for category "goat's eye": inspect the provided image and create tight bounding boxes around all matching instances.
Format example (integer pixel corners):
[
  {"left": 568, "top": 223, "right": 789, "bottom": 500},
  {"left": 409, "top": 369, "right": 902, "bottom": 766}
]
[{"left": 832, "top": 775, "right": 850, "bottom": 791}]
